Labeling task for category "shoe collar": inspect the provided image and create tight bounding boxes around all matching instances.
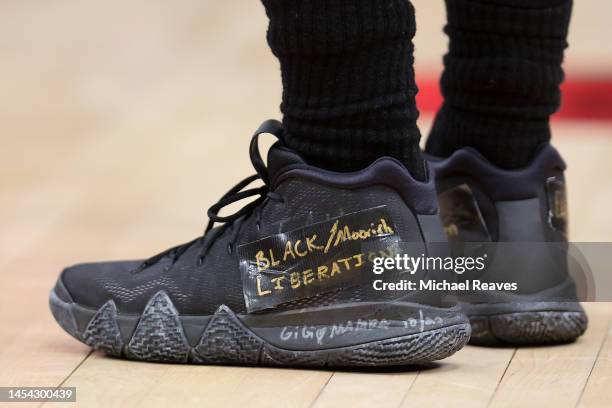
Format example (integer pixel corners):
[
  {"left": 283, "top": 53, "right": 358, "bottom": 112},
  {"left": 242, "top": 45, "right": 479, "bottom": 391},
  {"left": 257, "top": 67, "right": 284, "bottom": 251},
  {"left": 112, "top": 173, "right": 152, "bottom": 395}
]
[
  {"left": 267, "top": 143, "right": 439, "bottom": 215},
  {"left": 426, "top": 144, "right": 566, "bottom": 201}
]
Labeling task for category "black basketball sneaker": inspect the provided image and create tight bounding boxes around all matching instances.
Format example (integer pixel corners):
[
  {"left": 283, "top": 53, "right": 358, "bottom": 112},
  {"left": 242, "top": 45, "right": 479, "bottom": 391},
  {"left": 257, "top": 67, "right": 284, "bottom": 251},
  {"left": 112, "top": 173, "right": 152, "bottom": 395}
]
[
  {"left": 50, "top": 120, "right": 470, "bottom": 367},
  {"left": 428, "top": 144, "right": 588, "bottom": 346}
]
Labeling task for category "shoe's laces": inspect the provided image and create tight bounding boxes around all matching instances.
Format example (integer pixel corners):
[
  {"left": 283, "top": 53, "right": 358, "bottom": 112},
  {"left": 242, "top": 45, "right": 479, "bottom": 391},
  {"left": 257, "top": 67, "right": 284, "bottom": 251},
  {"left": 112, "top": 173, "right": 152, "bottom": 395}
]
[{"left": 137, "top": 120, "right": 285, "bottom": 271}]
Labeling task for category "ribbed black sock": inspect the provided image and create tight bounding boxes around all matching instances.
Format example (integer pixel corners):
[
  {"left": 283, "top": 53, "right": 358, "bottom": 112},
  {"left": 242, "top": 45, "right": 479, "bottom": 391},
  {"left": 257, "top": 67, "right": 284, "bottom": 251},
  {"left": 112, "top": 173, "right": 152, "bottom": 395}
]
[
  {"left": 426, "top": 0, "right": 573, "bottom": 169},
  {"left": 262, "top": 0, "right": 426, "bottom": 181}
]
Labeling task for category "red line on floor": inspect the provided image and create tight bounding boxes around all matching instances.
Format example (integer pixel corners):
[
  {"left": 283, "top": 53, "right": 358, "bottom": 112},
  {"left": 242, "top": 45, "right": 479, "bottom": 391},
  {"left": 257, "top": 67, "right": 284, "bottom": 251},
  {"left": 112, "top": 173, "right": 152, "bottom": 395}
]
[{"left": 416, "top": 77, "right": 612, "bottom": 121}]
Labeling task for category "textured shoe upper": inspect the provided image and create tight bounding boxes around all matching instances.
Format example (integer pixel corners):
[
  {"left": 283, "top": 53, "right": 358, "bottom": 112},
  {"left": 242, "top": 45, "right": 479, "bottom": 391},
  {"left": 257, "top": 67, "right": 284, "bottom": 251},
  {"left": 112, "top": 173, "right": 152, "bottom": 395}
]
[{"left": 60, "top": 121, "right": 445, "bottom": 315}]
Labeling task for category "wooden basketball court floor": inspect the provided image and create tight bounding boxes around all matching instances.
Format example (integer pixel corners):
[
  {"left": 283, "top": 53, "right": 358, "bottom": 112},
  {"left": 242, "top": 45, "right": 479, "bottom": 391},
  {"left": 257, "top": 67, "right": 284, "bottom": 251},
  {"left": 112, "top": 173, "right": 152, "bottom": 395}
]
[{"left": 1, "top": 1, "right": 612, "bottom": 407}]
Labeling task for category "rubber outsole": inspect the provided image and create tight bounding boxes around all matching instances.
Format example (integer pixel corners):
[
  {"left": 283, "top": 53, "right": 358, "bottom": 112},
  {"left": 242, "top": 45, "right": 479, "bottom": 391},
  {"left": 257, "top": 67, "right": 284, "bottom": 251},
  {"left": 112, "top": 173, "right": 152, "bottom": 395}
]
[
  {"left": 468, "top": 311, "right": 588, "bottom": 346},
  {"left": 50, "top": 290, "right": 471, "bottom": 367}
]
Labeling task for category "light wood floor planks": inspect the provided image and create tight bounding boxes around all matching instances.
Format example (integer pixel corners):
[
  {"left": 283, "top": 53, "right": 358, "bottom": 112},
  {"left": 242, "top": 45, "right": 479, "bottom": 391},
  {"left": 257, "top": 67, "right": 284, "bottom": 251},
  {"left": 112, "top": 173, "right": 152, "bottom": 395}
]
[
  {"left": 579, "top": 312, "right": 612, "bottom": 408},
  {"left": 2, "top": 1, "right": 612, "bottom": 407},
  {"left": 488, "top": 304, "right": 612, "bottom": 408}
]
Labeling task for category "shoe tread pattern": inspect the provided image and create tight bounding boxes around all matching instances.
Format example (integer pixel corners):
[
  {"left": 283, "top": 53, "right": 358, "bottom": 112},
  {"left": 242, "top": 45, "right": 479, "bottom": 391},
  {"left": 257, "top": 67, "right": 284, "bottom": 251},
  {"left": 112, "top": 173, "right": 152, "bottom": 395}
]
[
  {"left": 126, "top": 291, "right": 191, "bottom": 362},
  {"left": 53, "top": 290, "right": 470, "bottom": 367},
  {"left": 82, "top": 300, "right": 124, "bottom": 356},
  {"left": 193, "top": 305, "right": 263, "bottom": 364},
  {"left": 469, "top": 311, "right": 588, "bottom": 346}
]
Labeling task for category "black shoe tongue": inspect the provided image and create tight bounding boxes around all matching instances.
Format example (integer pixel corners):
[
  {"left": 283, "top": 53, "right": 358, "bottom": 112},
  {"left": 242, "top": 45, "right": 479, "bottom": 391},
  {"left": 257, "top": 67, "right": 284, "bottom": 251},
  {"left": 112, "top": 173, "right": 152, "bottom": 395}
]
[{"left": 266, "top": 142, "right": 306, "bottom": 181}]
